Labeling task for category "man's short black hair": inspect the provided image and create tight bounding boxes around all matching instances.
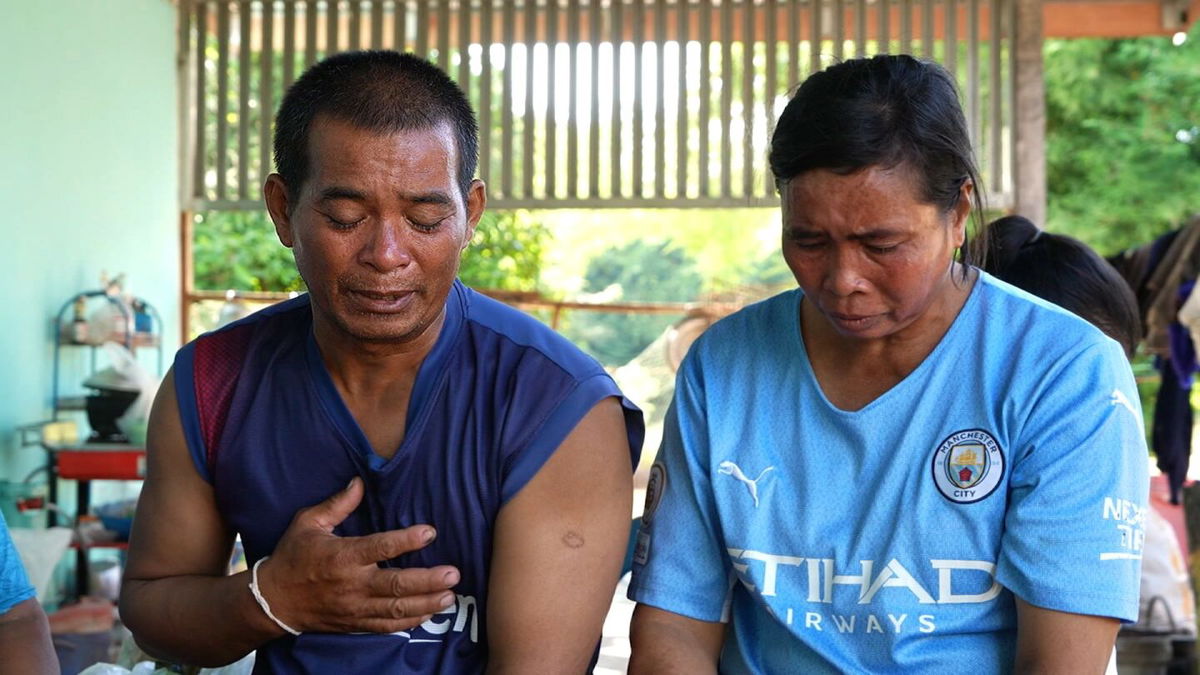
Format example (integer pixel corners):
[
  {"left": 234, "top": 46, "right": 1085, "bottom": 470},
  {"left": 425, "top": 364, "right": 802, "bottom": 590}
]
[{"left": 273, "top": 50, "right": 479, "bottom": 202}]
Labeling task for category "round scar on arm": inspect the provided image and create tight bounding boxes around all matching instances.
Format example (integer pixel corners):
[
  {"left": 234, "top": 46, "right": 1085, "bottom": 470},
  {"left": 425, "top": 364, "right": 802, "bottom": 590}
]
[{"left": 561, "top": 531, "right": 585, "bottom": 549}]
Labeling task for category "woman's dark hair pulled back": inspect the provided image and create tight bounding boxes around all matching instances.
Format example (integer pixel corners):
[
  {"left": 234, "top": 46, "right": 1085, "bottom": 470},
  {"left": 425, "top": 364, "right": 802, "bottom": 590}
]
[{"left": 770, "top": 54, "right": 986, "bottom": 273}]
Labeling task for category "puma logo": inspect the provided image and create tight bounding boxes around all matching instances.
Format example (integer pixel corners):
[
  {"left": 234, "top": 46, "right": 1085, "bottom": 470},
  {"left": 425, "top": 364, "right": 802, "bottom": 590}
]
[
  {"left": 718, "top": 461, "right": 776, "bottom": 508},
  {"left": 1110, "top": 388, "right": 1140, "bottom": 420}
]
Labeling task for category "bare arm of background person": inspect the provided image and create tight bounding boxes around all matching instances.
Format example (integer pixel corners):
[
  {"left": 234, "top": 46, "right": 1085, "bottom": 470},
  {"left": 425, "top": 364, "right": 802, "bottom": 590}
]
[
  {"left": 0, "top": 598, "right": 57, "bottom": 674},
  {"left": 485, "top": 398, "right": 635, "bottom": 674},
  {"left": 119, "top": 370, "right": 461, "bottom": 667}
]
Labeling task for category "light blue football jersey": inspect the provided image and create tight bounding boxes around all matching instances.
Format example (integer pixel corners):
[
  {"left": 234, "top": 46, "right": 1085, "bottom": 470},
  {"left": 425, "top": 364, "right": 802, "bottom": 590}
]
[{"left": 629, "top": 273, "right": 1148, "bottom": 674}]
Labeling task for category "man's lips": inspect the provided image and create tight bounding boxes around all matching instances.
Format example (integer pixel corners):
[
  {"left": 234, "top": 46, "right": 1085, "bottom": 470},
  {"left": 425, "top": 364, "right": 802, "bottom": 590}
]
[
  {"left": 346, "top": 288, "right": 416, "bottom": 312},
  {"left": 350, "top": 289, "right": 414, "bottom": 300}
]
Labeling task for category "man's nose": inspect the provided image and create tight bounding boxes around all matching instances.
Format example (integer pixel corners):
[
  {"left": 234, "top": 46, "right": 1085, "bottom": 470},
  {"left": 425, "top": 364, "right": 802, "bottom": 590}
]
[{"left": 359, "top": 221, "right": 413, "bottom": 272}]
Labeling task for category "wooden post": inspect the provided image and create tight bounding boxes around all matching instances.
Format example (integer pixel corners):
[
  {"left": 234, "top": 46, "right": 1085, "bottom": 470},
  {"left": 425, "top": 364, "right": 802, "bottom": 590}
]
[{"left": 1013, "top": 0, "right": 1046, "bottom": 224}]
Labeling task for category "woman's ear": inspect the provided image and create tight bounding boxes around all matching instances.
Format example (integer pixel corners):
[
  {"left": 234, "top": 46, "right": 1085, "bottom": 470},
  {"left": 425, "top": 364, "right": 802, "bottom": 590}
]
[{"left": 950, "top": 178, "right": 974, "bottom": 248}]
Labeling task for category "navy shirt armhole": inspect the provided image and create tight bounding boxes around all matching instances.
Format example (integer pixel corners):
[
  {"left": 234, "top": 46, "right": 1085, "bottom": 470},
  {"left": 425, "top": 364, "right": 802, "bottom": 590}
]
[
  {"left": 499, "top": 373, "right": 643, "bottom": 504},
  {"left": 173, "top": 342, "right": 213, "bottom": 484}
]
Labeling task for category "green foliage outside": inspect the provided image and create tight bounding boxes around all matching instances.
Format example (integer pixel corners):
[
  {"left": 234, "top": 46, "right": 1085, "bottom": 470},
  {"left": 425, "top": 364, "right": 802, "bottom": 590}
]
[
  {"left": 193, "top": 209, "right": 548, "bottom": 293},
  {"left": 193, "top": 211, "right": 303, "bottom": 292},
  {"left": 559, "top": 240, "right": 704, "bottom": 367},
  {"left": 460, "top": 211, "right": 549, "bottom": 292},
  {"left": 1044, "top": 30, "right": 1200, "bottom": 255}
]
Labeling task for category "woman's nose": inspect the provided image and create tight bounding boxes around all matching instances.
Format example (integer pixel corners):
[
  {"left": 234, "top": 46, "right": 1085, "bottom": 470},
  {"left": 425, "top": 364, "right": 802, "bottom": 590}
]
[{"left": 824, "top": 248, "right": 865, "bottom": 296}]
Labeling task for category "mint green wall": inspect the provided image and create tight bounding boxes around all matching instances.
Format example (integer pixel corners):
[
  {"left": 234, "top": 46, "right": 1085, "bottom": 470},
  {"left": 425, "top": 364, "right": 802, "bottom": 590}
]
[{"left": 0, "top": 1, "right": 180, "bottom": 484}]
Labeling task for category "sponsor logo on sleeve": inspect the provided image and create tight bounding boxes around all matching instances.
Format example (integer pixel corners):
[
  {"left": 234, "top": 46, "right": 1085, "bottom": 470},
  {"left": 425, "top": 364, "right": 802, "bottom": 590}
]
[
  {"left": 1100, "top": 496, "right": 1145, "bottom": 561},
  {"left": 931, "top": 429, "right": 1004, "bottom": 504},
  {"left": 642, "top": 462, "right": 667, "bottom": 526},
  {"left": 633, "top": 463, "right": 666, "bottom": 566}
]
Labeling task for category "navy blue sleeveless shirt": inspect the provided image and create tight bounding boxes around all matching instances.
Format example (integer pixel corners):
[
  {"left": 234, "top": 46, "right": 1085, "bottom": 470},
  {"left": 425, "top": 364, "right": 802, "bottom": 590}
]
[{"left": 174, "top": 281, "right": 644, "bottom": 673}]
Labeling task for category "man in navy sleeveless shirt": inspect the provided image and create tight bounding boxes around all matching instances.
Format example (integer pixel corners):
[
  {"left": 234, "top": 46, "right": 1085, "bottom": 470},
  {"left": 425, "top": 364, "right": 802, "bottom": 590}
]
[{"left": 120, "top": 51, "right": 644, "bottom": 674}]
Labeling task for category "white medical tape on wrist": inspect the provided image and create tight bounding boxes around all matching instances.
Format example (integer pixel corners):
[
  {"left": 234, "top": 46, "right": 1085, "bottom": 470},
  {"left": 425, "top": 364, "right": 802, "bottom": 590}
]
[{"left": 249, "top": 556, "right": 302, "bottom": 636}]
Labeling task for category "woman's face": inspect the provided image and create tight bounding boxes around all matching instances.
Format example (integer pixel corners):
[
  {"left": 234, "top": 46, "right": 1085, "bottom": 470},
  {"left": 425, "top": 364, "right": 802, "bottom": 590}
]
[{"left": 780, "top": 165, "right": 971, "bottom": 341}]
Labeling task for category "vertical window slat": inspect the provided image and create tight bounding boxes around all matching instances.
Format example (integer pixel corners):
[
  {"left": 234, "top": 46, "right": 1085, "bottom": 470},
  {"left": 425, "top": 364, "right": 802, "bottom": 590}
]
[
  {"left": 654, "top": 0, "right": 667, "bottom": 199},
  {"left": 305, "top": 0, "right": 318, "bottom": 65},
  {"left": 811, "top": 0, "right": 822, "bottom": 77},
  {"left": 261, "top": 0, "right": 275, "bottom": 187},
  {"left": 438, "top": 0, "right": 452, "bottom": 70},
  {"left": 989, "top": 0, "right": 1001, "bottom": 195},
  {"left": 879, "top": 0, "right": 890, "bottom": 53},
  {"left": 416, "top": 0, "right": 429, "bottom": 55},
  {"left": 192, "top": 1, "right": 207, "bottom": 201},
  {"left": 501, "top": 0, "right": 515, "bottom": 196},
  {"left": 479, "top": 0, "right": 494, "bottom": 185},
  {"left": 765, "top": 0, "right": 778, "bottom": 193},
  {"left": 588, "top": 0, "right": 602, "bottom": 198},
  {"left": 237, "top": 2, "right": 252, "bottom": 201},
  {"left": 523, "top": 0, "right": 536, "bottom": 198},
  {"left": 632, "top": 0, "right": 644, "bottom": 197},
  {"left": 349, "top": 0, "right": 362, "bottom": 49},
  {"left": 719, "top": 0, "right": 732, "bottom": 198},
  {"left": 283, "top": 1, "right": 297, "bottom": 87},
  {"left": 546, "top": 0, "right": 560, "bottom": 198},
  {"left": 566, "top": 0, "right": 580, "bottom": 198},
  {"left": 832, "top": 0, "right": 844, "bottom": 61},
  {"left": 741, "top": 0, "right": 755, "bottom": 197},
  {"left": 922, "top": 0, "right": 934, "bottom": 58},
  {"left": 216, "top": 1, "right": 231, "bottom": 201},
  {"left": 698, "top": 0, "right": 711, "bottom": 196},
  {"left": 371, "top": 0, "right": 384, "bottom": 48},
  {"left": 610, "top": 0, "right": 623, "bottom": 198},
  {"left": 676, "top": 0, "right": 690, "bottom": 199}
]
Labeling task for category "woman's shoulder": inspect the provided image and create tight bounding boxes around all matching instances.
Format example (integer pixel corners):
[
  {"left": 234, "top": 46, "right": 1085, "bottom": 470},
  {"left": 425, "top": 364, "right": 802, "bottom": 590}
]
[{"left": 974, "top": 272, "right": 1119, "bottom": 358}]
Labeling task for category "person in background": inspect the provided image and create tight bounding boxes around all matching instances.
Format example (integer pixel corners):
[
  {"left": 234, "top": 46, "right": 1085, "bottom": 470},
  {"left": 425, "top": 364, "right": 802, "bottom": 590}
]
[
  {"left": 0, "top": 510, "right": 57, "bottom": 674},
  {"left": 981, "top": 214, "right": 1140, "bottom": 357},
  {"left": 628, "top": 55, "right": 1148, "bottom": 674},
  {"left": 120, "top": 51, "right": 643, "bottom": 673}
]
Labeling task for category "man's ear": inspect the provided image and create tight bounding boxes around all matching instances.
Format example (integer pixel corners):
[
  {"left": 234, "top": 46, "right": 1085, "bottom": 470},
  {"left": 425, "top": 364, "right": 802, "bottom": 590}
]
[
  {"left": 264, "top": 174, "right": 296, "bottom": 248},
  {"left": 462, "top": 178, "right": 487, "bottom": 251}
]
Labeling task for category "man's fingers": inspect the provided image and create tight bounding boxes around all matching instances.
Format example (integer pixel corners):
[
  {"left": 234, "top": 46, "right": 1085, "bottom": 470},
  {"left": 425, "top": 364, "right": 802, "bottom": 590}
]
[
  {"left": 366, "top": 566, "right": 461, "bottom": 598},
  {"left": 297, "top": 476, "right": 365, "bottom": 532},
  {"left": 355, "top": 615, "right": 436, "bottom": 635},
  {"left": 349, "top": 525, "right": 438, "bottom": 565},
  {"left": 362, "top": 591, "right": 460, "bottom": 624}
]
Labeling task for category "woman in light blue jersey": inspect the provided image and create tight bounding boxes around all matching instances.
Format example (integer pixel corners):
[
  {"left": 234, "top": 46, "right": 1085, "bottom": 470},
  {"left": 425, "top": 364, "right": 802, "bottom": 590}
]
[{"left": 629, "top": 55, "right": 1148, "bottom": 674}]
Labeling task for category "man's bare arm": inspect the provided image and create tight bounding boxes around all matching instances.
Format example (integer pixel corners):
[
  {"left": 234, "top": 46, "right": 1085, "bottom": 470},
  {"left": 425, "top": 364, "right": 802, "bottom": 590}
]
[
  {"left": 1013, "top": 596, "right": 1119, "bottom": 674},
  {"left": 119, "top": 369, "right": 460, "bottom": 666},
  {"left": 0, "top": 598, "right": 57, "bottom": 674},
  {"left": 629, "top": 604, "right": 725, "bottom": 674},
  {"left": 485, "top": 397, "right": 633, "bottom": 674}
]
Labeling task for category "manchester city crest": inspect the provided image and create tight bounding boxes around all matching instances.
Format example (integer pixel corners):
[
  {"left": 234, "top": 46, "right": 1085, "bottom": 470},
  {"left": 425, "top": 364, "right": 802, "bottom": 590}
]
[{"left": 931, "top": 429, "right": 1004, "bottom": 504}]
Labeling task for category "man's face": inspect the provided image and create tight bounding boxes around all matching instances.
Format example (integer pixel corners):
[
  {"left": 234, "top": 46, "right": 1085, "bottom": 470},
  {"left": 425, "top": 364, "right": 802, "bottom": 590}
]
[{"left": 265, "top": 116, "right": 485, "bottom": 345}]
